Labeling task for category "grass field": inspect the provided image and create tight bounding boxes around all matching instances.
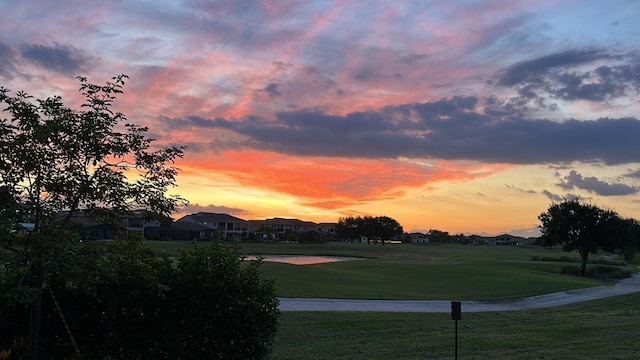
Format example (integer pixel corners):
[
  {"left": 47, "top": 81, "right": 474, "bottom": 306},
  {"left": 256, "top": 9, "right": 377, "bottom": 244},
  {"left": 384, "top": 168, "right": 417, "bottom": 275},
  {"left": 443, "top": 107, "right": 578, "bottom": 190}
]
[
  {"left": 148, "top": 241, "right": 631, "bottom": 300},
  {"left": 271, "top": 292, "right": 640, "bottom": 359},
  {"left": 146, "top": 241, "right": 640, "bottom": 359}
]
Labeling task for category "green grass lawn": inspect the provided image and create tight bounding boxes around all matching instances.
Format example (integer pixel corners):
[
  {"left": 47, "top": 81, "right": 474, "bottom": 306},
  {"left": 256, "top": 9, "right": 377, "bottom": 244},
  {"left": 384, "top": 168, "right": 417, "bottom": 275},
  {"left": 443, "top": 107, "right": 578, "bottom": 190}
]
[
  {"left": 241, "top": 242, "right": 627, "bottom": 300},
  {"left": 144, "top": 241, "right": 640, "bottom": 359},
  {"left": 271, "top": 292, "right": 640, "bottom": 359},
  {"left": 146, "top": 241, "right": 633, "bottom": 300}
]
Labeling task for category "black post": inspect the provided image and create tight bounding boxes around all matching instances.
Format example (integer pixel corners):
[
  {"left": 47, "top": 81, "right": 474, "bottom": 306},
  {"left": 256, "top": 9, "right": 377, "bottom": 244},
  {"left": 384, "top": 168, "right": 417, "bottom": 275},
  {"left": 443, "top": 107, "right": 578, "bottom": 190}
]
[
  {"left": 451, "top": 301, "right": 461, "bottom": 360},
  {"left": 455, "top": 319, "right": 458, "bottom": 360}
]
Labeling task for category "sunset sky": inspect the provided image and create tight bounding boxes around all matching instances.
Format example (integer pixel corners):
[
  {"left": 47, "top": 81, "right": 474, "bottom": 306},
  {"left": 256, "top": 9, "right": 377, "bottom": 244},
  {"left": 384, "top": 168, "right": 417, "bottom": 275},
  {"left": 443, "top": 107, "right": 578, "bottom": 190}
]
[{"left": 1, "top": 1, "right": 639, "bottom": 236}]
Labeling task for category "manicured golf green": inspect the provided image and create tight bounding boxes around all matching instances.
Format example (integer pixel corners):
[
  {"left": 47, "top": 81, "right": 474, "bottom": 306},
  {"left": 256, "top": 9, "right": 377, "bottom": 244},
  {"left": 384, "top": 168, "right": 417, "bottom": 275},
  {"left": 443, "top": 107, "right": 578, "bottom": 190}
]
[{"left": 237, "top": 242, "right": 626, "bottom": 300}]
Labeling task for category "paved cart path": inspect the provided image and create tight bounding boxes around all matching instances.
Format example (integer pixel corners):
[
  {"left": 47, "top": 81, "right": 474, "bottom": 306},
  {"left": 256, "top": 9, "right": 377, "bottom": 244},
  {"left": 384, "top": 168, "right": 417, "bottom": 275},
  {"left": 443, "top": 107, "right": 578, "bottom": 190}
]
[{"left": 279, "top": 274, "right": 640, "bottom": 312}]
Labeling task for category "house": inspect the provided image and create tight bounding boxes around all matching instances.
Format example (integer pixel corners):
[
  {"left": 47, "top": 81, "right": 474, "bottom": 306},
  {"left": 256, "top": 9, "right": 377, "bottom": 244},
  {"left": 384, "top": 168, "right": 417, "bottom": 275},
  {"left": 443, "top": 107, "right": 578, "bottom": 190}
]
[
  {"left": 55, "top": 209, "right": 339, "bottom": 242},
  {"left": 410, "top": 232, "right": 429, "bottom": 243},
  {"left": 60, "top": 211, "right": 118, "bottom": 240},
  {"left": 468, "top": 234, "right": 530, "bottom": 245},
  {"left": 493, "top": 234, "right": 520, "bottom": 245},
  {"left": 141, "top": 214, "right": 185, "bottom": 241},
  {"left": 6, "top": 222, "right": 36, "bottom": 236},
  {"left": 16, "top": 222, "right": 35, "bottom": 235},
  {"left": 247, "top": 218, "right": 337, "bottom": 242},
  {"left": 248, "top": 218, "right": 317, "bottom": 241},
  {"left": 174, "top": 212, "right": 248, "bottom": 241},
  {"left": 316, "top": 222, "right": 337, "bottom": 241},
  {"left": 59, "top": 210, "right": 163, "bottom": 240},
  {"left": 121, "top": 210, "right": 163, "bottom": 238}
]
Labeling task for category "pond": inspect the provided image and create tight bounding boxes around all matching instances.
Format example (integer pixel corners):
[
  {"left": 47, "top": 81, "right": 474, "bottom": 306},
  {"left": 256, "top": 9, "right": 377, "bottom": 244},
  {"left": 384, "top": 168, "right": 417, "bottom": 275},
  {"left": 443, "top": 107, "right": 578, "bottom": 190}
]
[{"left": 246, "top": 255, "right": 363, "bottom": 265}]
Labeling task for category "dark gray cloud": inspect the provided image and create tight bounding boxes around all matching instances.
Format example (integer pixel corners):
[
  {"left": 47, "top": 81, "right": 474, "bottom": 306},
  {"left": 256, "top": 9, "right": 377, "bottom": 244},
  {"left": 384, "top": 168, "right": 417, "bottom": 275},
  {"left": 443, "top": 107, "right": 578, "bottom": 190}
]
[
  {"left": 20, "top": 42, "right": 89, "bottom": 75},
  {"left": 164, "top": 95, "right": 640, "bottom": 165},
  {"left": 541, "top": 190, "right": 564, "bottom": 202},
  {"left": 506, "top": 185, "right": 581, "bottom": 202},
  {"left": 264, "top": 82, "right": 281, "bottom": 97},
  {"left": 498, "top": 49, "right": 606, "bottom": 86},
  {"left": 557, "top": 170, "right": 638, "bottom": 196},
  {"left": 153, "top": 49, "right": 640, "bottom": 166},
  {"left": 159, "top": 115, "right": 228, "bottom": 129},
  {"left": 497, "top": 49, "right": 640, "bottom": 103},
  {"left": 505, "top": 184, "right": 536, "bottom": 195}
]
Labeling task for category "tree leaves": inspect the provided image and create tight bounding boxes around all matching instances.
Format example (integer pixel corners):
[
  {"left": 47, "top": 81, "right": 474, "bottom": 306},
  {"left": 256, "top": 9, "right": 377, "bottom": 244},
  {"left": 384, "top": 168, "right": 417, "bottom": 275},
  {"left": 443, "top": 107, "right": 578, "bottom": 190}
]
[
  {"left": 0, "top": 75, "right": 188, "bottom": 357},
  {"left": 336, "top": 215, "right": 404, "bottom": 242},
  {"left": 538, "top": 199, "right": 638, "bottom": 275}
]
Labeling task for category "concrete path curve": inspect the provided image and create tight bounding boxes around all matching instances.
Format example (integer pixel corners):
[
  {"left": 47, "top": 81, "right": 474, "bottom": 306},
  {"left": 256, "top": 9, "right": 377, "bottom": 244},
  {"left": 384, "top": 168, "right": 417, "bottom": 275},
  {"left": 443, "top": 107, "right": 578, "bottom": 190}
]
[{"left": 278, "top": 274, "right": 640, "bottom": 313}]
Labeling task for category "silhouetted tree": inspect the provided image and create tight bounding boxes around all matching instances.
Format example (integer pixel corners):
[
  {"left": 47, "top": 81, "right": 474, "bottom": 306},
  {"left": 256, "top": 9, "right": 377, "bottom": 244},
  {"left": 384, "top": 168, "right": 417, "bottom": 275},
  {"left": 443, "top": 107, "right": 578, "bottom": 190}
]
[
  {"left": 538, "top": 199, "right": 619, "bottom": 276},
  {"left": 372, "top": 216, "right": 403, "bottom": 245},
  {"left": 336, "top": 216, "right": 360, "bottom": 243},
  {"left": 0, "top": 75, "right": 186, "bottom": 358},
  {"left": 601, "top": 217, "right": 640, "bottom": 262},
  {"left": 0, "top": 76, "right": 279, "bottom": 359},
  {"left": 336, "top": 215, "right": 403, "bottom": 244},
  {"left": 427, "top": 229, "right": 452, "bottom": 243}
]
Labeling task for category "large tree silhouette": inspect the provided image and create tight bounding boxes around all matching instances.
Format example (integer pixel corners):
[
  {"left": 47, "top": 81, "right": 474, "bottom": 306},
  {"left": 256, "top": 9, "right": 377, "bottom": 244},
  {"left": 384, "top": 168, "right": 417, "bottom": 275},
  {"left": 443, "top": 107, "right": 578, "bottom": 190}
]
[
  {"left": 0, "top": 75, "right": 185, "bottom": 358},
  {"left": 336, "top": 215, "right": 404, "bottom": 244},
  {"left": 538, "top": 199, "right": 618, "bottom": 276}
]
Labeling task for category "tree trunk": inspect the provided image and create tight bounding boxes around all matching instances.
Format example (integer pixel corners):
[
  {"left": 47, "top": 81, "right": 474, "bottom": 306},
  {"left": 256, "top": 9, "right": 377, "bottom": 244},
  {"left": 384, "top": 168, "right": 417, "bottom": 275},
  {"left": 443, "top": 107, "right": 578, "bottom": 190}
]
[{"left": 580, "top": 253, "right": 588, "bottom": 276}]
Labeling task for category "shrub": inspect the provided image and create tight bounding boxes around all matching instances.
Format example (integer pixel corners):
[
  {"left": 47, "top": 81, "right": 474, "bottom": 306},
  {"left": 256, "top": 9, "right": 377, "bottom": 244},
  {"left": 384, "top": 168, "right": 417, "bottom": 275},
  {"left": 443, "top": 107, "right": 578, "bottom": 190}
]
[
  {"left": 588, "top": 259, "right": 627, "bottom": 266},
  {"left": 0, "top": 240, "right": 279, "bottom": 359},
  {"left": 559, "top": 265, "right": 580, "bottom": 275},
  {"left": 558, "top": 264, "right": 632, "bottom": 279},
  {"left": 531, "top": 256, "right": 576, "bottom": 263},
  {"left": 155, "top": 241, "right": 280, "bottom": 359},
  {"left": 623, "top": 247, "right": 637, "bottom": 263},
  {"left": 585, "top": 266, "right": 633, "bottom": 279}
]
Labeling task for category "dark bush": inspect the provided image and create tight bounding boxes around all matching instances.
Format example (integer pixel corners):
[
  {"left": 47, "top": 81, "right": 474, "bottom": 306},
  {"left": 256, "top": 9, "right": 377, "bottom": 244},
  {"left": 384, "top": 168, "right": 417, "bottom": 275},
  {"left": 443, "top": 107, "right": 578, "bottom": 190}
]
[
  {"left": 0, "top": 240, "right": 279, "bottom": 359},
  {"left": 298, "top": 231, "right": 327, "bottom": 244},
  {"left": 157, "top": 241, "right": 280, "bottom": 359},
  {"left": 623, "top": 247, "right": 637, "bottom": 263},
  {"left": 531, "top": 256, "right": 576, "bottom": 262},
  {"left": 588, "top": 258, "right": 627, "bottom": 266},
  {"left": 559, "top": 265, "right": 580, "bottom": 275},
  {"left": 531, "top": 255, "right": 625, "bottom": 265},
  {"left": 558, "top": 264, "right": 632, "bottom": 279},
  {"left": 585, "top": 266, "right": 633, "bottom": 279}
]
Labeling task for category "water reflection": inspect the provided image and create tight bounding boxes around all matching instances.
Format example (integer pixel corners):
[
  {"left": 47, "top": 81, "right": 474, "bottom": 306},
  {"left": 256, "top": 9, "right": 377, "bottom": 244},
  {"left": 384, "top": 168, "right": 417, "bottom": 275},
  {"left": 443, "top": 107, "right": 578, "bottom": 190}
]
[{"left": 247, "top": 255, "right": 362, "bottom": 265}]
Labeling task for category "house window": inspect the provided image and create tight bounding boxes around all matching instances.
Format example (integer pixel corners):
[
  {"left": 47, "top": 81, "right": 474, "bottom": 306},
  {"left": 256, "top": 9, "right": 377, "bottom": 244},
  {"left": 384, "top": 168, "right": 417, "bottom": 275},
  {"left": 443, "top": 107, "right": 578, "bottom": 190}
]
[{"left": 127, "top": 217, "right": 143, "bottom": 228}]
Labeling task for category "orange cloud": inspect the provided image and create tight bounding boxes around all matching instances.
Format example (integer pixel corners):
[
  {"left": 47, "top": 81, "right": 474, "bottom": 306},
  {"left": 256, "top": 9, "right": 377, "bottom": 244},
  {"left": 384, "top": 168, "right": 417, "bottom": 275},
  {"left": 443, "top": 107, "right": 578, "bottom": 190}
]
[{"left": 177, "top": 150, "right": 511, "bottom": 211}]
